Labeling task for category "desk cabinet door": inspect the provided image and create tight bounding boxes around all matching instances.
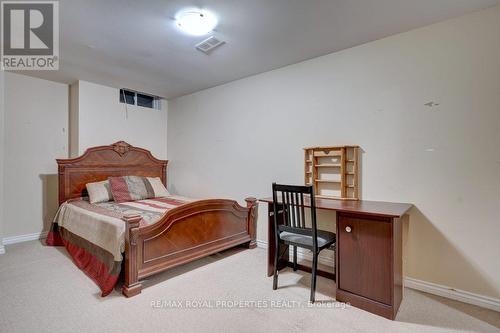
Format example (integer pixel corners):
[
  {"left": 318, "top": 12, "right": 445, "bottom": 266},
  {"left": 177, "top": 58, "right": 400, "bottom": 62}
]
[{"left": 337, "top": 214, "right": 392, "bottom": 305}]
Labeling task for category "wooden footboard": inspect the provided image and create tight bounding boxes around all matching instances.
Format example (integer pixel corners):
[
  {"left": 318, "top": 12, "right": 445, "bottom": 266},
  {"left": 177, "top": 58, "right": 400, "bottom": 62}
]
[{"left": 122, "top": 197, "right": 258, "bottom": 297}]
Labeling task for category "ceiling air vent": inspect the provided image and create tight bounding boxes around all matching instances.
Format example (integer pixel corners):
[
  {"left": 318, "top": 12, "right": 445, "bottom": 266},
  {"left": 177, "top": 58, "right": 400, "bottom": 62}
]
[{"left": 195, "top": 36, "right": 225, "bottom": 54}]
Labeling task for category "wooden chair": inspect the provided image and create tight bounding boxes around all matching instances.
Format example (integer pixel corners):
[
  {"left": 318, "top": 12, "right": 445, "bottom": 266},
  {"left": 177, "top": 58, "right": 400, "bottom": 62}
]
[{"left": 271, "top": 183, "right": 336, "bottom": 302}]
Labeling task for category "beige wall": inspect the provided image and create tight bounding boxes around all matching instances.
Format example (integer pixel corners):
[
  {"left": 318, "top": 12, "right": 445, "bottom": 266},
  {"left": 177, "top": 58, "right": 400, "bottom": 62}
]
[
  {"left": 69, "top": 81, "right": 79, "bottom": 157},
  {"left": 168, "top": 6, "right": 500, "bottom": 299},
  {"left": 0, "top": 70, "right": 5, "bottom": 253},
  {"left": 71, "top": 80, "right": 168, "bottom": 159},
  {"left": 3, "top": 72, "right": 68, "bottom": 238}
]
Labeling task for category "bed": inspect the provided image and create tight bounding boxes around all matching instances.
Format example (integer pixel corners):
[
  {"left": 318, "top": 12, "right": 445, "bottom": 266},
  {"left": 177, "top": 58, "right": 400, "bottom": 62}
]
[{"left": 46, "top": 141, "right": 258, "bottom": 297}]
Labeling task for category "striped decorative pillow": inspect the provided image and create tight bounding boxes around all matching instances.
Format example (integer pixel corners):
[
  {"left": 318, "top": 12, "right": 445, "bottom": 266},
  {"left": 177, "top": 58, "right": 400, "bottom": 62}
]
[
  {"left": 146, "top": 177, "right": 170, "bottom": 198},
  {"left": 86, "top": 180, "right": 113, "bottom": 204},
  {"left": 108, "top": 176, "right": 169, "bottom": 203}
]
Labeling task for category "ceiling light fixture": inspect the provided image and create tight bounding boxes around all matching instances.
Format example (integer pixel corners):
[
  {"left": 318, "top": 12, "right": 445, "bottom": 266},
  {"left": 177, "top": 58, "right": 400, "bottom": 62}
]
[{"left": 175, "top": 9, "right": 218, "bottom": 36}]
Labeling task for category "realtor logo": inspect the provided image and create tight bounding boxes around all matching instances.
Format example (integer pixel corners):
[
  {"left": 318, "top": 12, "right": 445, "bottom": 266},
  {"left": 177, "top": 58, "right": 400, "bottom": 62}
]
[{"left": 1, "top": 1, "right": 59, "bottom": 70}]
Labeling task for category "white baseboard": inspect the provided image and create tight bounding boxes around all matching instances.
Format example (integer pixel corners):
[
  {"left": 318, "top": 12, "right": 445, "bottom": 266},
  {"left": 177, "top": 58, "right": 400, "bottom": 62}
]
[
  {"left": 295, "top": 247, "right": 334, "bottom": 267},
  {"left": 256, "top": 240, "right": 334, "bottom": 269},
  {"left": 2, "top": 231, "right": 48, "bottom": 246},
  {"left": 256, "top": 239, "right": 499, "bottom": 312},
  {"left": 256, "top": 239, "right": 268, "bottom": 249},
  {"left": 0, "top": 245, "right": 5, "bottom": 255},
  {"left": 404, "top": 277, "right": 500, "bottom": 312}
]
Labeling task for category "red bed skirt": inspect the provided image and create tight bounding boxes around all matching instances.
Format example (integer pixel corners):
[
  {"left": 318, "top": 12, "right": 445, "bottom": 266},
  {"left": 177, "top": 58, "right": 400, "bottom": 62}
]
[{"left": 46, "top": 230, "right": 119, "bottom": 297}]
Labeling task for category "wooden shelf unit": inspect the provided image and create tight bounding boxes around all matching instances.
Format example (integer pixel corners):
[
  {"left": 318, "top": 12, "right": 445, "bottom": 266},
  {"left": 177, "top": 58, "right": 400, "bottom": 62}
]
[{"left": 304, "top": 146, "right": 360, "bottom": 200}]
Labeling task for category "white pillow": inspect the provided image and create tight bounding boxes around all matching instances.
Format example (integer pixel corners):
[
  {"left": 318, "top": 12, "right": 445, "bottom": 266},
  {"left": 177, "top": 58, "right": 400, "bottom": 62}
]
[
  {"left": 86, "top": 180, "right": 113, "bottom": 204},
  {"left": 147, "top": 177, "right": 170, "bottom": 198}
]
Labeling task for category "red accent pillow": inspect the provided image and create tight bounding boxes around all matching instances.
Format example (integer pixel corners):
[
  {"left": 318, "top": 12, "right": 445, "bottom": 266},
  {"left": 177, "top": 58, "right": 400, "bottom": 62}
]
[{"left": 108, "top": 176, "right": 169, "bottom": 203}]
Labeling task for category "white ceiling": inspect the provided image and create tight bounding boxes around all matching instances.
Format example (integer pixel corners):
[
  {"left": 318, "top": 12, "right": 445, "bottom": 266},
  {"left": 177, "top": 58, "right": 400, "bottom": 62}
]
[{"left": 18, "top": 0, "right": 500, "bottom": 99}]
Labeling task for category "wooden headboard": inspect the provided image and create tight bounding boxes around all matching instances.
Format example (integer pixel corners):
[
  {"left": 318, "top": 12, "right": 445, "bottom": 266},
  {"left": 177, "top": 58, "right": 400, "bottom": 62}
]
[{"left": 57, "top": 141, "right": 168, "bottom": 205}]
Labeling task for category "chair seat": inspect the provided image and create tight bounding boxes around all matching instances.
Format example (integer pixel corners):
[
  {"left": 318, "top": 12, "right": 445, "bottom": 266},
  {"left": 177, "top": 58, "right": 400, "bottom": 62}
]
[{"left": 279, "top": 229, "right": 336, "bottom": 249}]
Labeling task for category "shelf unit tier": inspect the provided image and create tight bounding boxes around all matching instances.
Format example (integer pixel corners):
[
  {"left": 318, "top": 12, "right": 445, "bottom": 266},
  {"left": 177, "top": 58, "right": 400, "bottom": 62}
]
[
  {"left": 316, "top": 163, "right": 341, "bottom": 167},
  {"left": 315, "top": 179, "right": 340, "bottom": 183}
]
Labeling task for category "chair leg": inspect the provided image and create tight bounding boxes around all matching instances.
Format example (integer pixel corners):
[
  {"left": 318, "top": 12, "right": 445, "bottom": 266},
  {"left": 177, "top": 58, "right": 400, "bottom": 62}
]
[
  {"left": 273, "top": 242, "right": 279, "bottom": 290},
  {"left": 333, "top": 244, "right": 336, "bottom": 277},
  {"left": 293, "top": 246, "right": 297, "bottom": 271},
  {"left": 310, "top": 250, "right": 318, "bottom": 303}
]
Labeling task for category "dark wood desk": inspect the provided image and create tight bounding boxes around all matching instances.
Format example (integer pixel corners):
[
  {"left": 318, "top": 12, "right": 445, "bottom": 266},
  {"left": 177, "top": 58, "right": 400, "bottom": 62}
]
[{"left": 260, "top": 197, "right": 412, "bottom": 320}]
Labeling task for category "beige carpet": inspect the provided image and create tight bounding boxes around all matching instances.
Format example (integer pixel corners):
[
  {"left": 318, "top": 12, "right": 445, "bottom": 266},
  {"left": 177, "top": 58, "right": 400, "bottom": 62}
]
[{"left": 0, "top": 241, "right": 498, "bottom": 333}]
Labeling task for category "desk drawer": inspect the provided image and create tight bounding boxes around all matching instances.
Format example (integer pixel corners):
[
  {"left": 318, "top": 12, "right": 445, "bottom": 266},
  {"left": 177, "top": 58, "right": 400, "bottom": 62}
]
[{"left": 337, "top": 214, "right": 392, "bottom": 305}]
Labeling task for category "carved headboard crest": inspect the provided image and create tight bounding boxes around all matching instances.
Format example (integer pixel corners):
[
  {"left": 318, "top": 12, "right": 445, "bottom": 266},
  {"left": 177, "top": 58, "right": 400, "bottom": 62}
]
[{"left": 112, "top": 141, "right": 132, "bottom": 156}]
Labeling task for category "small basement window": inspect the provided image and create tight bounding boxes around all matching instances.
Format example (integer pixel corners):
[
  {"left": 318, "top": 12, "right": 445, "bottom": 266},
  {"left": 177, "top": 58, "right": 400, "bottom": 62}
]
[
  {"left": 119, "top": 89, "right": 161, "bottom": 110},
  {"left": 120, "top": 90, "right": 135, "bottom": 105}
]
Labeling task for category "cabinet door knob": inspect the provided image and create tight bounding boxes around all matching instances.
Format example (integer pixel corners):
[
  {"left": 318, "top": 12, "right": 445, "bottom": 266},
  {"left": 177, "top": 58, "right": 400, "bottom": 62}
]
[{"left": 345, "top": 226, "right": 352, "bottom": 233}]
